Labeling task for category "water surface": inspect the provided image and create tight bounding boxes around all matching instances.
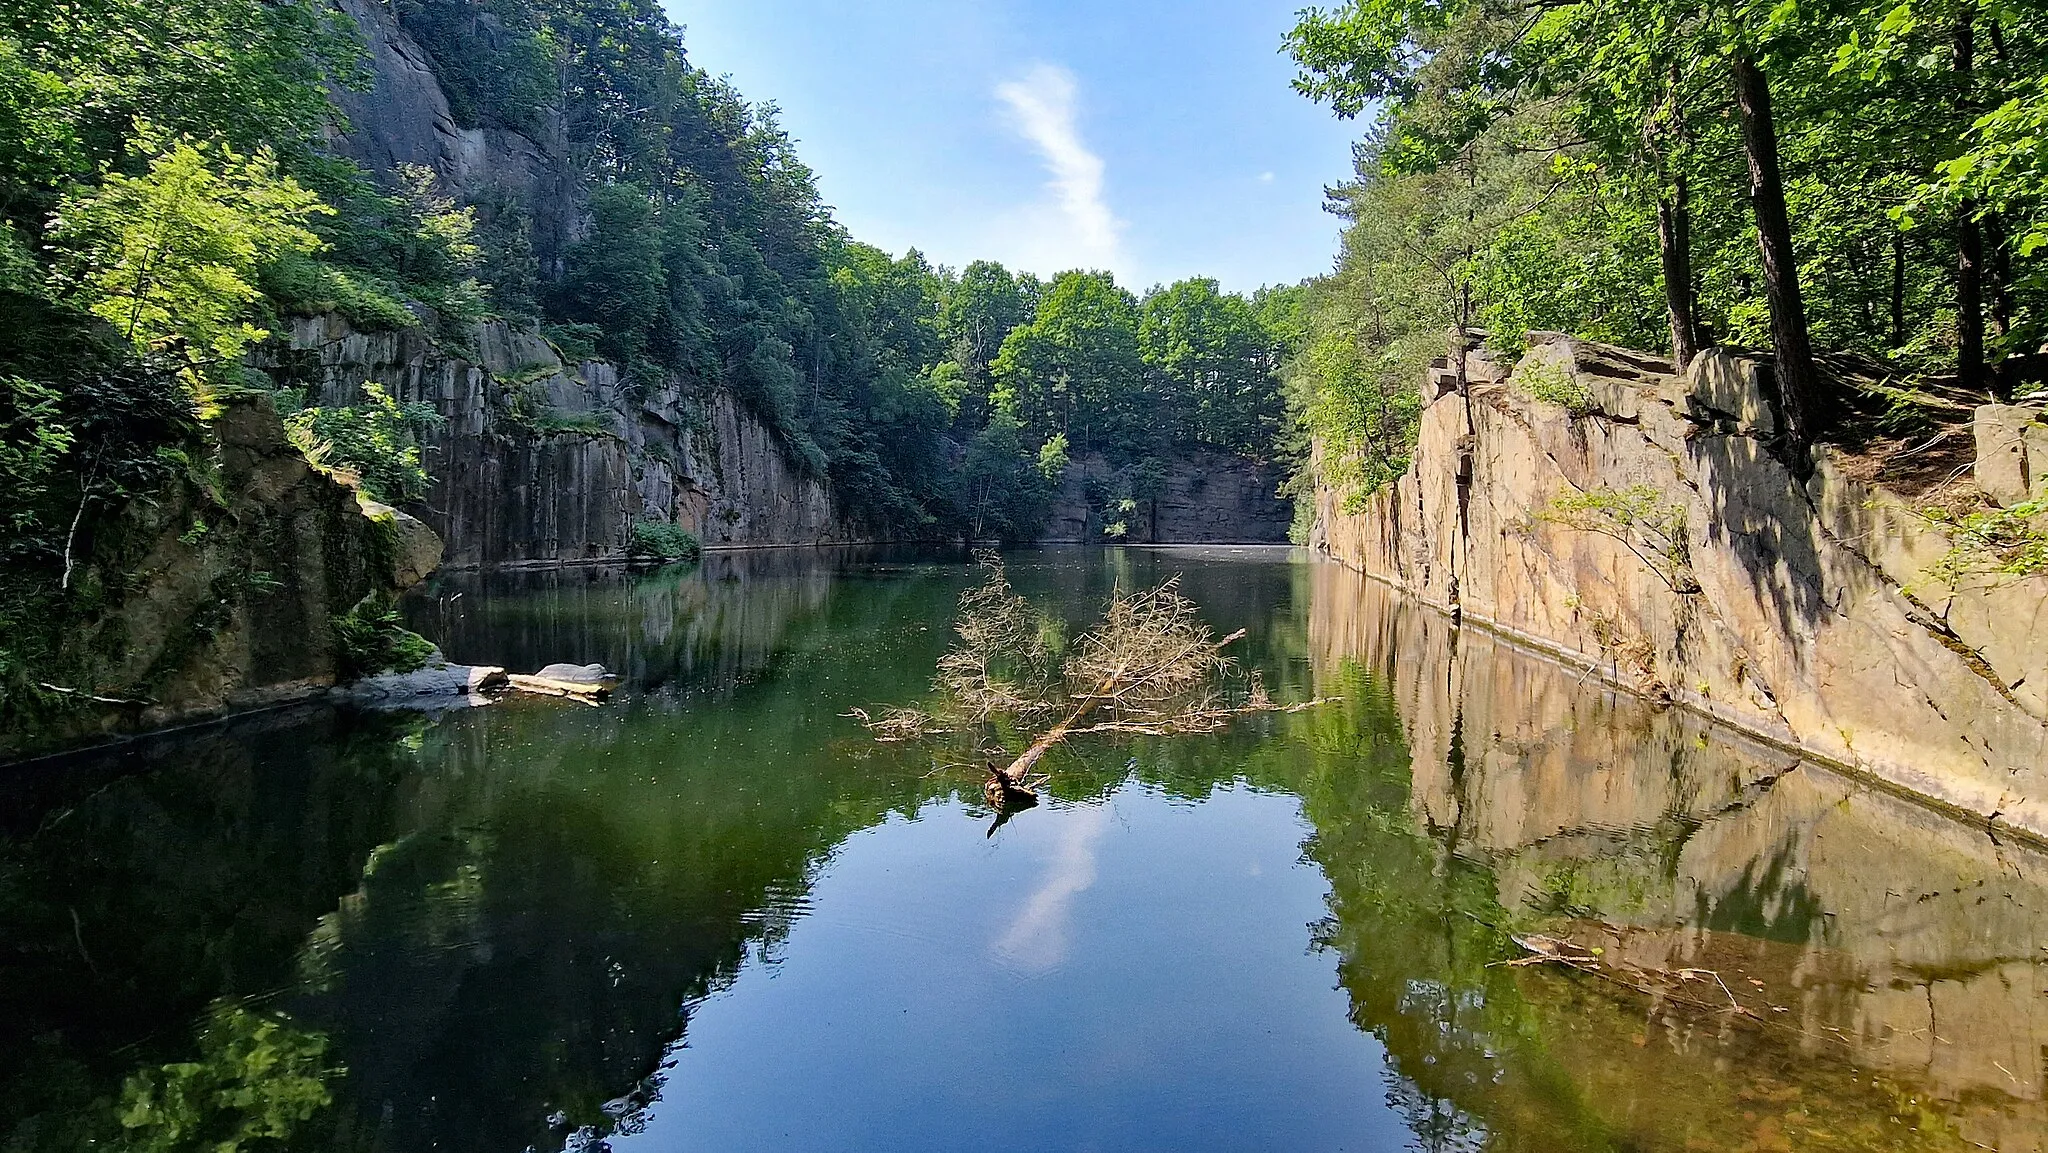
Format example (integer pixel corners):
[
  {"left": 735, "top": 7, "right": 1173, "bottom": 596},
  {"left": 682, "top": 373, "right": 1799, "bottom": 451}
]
[{"left": 4, "top": 547, "right": 2045, "bottom": 1151}]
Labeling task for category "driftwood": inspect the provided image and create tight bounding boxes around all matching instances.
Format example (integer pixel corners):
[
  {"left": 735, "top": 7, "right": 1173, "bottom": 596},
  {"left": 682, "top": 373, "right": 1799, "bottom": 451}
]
[
  {"left": 503, "top": 662, "right": 618, "bottom": 705},
  {"left": 1495, "top": 930, "right": 1757, "bottom": 1019},
  {"left": 857, "top": 560, "right": 1335, "bottom": 816}
]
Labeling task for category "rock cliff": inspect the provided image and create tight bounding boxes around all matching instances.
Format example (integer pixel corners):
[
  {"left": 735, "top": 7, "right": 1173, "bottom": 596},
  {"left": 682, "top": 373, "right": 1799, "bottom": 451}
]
[
  {"left": 263, "top": 313, "right": 849, "bottom": 568},
  {"left": 1312, "top": 334, "right": 2048, "bottom": 838},
  {"left": 1309, "top": 564, "right": 2048, "bottom": 1146},
  {"left": 5, "top": 396, "right": 441, "bottom": 760},
  {"left": 1045, "top": 451, "right": 1292, "bottom": 544}
]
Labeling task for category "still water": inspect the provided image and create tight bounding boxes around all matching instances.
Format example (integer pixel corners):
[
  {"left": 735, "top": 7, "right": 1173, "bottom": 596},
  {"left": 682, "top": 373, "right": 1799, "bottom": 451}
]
[{"left": 5, "top": 547, "right": 2047, "bottom": 1152}]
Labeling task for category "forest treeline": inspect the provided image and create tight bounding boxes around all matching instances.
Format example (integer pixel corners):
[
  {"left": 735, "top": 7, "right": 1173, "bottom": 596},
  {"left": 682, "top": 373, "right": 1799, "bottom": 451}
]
[
  {"left": 0, "top": 0, "right": 1308, "bottom": 693},
  {"left": 1281, "top": 0, "right": 2048, "bottom": 502}
]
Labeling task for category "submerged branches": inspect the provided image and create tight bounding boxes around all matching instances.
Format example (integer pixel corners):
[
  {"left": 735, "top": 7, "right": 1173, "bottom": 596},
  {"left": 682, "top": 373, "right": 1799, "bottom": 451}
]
[{"left": 853, "top": 559, "right": 1335, "bottom": 810}]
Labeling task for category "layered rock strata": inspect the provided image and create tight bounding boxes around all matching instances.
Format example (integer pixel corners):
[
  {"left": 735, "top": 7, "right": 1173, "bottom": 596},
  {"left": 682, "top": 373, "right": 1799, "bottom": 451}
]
[
  {"left": 1313, "top": 334, "right": 2048, "bottom": 837},
  {"left": 265, "top": 314, "right": 848, "bottom": 568}
]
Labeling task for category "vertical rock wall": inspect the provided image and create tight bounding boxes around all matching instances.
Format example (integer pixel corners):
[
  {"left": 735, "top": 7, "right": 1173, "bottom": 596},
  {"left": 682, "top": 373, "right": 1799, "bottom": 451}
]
[
  {"left": 266, "top": 314, "right": 849, "bottom": 569},
  {"left": 1313, "top": 334, "right": 2048, "bottom": 838},
  {"left": 5, "top": 396, "right": 441, "bottom": 760},
  {"left": 1044, "top": 452, "right": 1293, "bottom": 544}
]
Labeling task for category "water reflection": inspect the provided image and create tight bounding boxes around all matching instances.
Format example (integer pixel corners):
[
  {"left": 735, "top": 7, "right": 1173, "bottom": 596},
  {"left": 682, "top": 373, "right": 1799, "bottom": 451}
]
[
  {"left": 1, "top": 548, "right": 2044, "bottom": 1152},
  {"left": 1309, "top": 561, "right": 2048, "bottom": 1150}
]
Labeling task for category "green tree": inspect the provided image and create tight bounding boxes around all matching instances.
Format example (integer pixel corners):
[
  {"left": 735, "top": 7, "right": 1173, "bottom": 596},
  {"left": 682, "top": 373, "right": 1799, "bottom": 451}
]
[
  {"left": 558, "top": 183, "right": 665, "bottom": 364},
  {"left": 955, "top": 409, "right": 1060, "bottom": 542},
  {"left": 1138, "top": 278, "right": 1283, "bottom": 455},
  {"left": 49, "top": 136, "right": 327, "bottom": 410},
  {"left": 990, "top": 270, "right": 1149, "bottom": 456}
]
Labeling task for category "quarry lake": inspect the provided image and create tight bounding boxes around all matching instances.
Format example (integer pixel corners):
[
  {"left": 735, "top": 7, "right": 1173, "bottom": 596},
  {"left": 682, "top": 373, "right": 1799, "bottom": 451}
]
[{"left": 6, "top": 547, "right": 2048, "bottom": 1152}]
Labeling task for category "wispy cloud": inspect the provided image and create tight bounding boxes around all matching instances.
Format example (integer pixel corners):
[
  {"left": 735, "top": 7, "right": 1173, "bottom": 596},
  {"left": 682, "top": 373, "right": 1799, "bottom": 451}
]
[
  {"left": 992, "top": 803, "right": 1110, "bottom": 973},
  {"left": 992, "top": 62, "right": 1130, "bottom": 280}
]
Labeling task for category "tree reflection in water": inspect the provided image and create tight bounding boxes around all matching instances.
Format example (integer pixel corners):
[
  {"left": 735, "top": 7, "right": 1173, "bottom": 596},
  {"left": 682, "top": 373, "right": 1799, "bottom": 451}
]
[{"left": 2, "top": 548, "right": 2043, "bottom": 1152}]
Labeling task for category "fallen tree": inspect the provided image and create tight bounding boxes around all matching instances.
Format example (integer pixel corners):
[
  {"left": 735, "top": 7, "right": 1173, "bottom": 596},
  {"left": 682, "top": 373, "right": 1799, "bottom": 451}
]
[{"left": 852, "top": 559, "right": 1330, "bottom": 818}]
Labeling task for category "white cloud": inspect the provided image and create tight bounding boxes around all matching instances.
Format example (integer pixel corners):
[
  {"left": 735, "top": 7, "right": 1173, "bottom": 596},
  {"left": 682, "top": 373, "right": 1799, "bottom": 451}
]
[
  {"left": 992, "top": 802, "right": 1110, "bottom": 973},
  {"left": 991, "top": 62, "right": 1131, "bottom": 281},
  {"left": 1258, "top": 171, "right": 1276, "bottom": 184}
]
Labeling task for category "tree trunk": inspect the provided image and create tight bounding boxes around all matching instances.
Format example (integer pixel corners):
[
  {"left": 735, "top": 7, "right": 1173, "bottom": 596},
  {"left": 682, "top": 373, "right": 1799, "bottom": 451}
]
[
  {"left": 1891, "top": 229, "right": 1906, "bottom": 350},
  {"left": 1658, "top": 173, "right": 1699, "bottom": 369},
  {"left": 1732, "top": 53, "right": 1821, "bottom": 463},
  {"left": 1955, "top": 1, "right": 1986, "bottom": 389},
  {"left": 1986, "top": 211, "right": 2014, "bottom": 341}
]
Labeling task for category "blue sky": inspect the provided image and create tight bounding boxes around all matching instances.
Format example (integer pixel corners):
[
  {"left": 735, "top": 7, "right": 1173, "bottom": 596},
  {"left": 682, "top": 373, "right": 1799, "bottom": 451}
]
[{"left": 662, "top": 0, "right": 1365, "bottom": 294}]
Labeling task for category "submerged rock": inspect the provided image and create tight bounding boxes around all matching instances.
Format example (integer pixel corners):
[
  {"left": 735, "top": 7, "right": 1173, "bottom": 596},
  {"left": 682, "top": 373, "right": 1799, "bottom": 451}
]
[{"left": 346, "top": 657, "right": 507, "bottom": 708}]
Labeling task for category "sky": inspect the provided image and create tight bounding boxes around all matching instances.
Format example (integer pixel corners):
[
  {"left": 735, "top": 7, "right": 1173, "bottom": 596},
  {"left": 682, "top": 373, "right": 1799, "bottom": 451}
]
[{"left": 661, "top": 0, "right": 1367, "bottom": 294}]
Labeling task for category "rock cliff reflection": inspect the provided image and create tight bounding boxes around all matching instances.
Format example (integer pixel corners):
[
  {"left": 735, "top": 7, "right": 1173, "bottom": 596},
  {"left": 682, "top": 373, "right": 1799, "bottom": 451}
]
[{"left": 2, "top": 548, "right": 2043, "bottom": 1152}]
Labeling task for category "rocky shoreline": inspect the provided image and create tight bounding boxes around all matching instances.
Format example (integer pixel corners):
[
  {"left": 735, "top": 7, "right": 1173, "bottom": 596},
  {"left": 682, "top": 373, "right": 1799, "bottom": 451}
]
[{"left": 1312, "top": 334, "right": 2048, "bottom": 839}]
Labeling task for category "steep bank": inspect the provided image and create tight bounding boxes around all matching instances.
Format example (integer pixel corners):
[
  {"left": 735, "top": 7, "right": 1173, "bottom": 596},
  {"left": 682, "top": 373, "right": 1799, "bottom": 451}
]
[
  {"left": 263, "top": 314, "right": 849, "bottom": 568},
  {"left": 2, "top": 396, "right": 442, "bottom": 760},
  {"left": 1043, "top": 452, "right": 1292, "bottom": 544},
  {"left": 1312, "top": 334, "right": 2048, "bottom": 838},
  {"left": 1307, "top": 563, "right": 2048, "bottom": 1146}
]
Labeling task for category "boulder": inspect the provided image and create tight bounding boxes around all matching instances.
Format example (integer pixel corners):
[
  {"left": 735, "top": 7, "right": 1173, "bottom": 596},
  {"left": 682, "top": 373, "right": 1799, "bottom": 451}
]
[
  {"left": 359, "top": 498, "right": 444, "bottom": 588},
  {"left": 533, "top": 662, "right": 616, "bottom": 685},
  {"left": 1973, "top": 404, "right": 2048, "bottom": 507},
  {"left": 347, "top": 659, "right": 508, "bottom": 706},
  {"left": 1685, "top": 351, "right": 1777, "bottom": 437}
]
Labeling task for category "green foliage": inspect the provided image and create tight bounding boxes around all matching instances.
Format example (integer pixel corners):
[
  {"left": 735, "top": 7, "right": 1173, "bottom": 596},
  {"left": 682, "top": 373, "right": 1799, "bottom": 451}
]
[
  {"left": 1292, "top": 327, "right": 1424, "bottom": 509},
  {"left": 281, "top": 383, "right": 443, "bottom": 504},
  {"left": 258, "top": 255, "right": 417, "bottom": 331},
  {"left": 1516, "top": 360, "right": 1596, "bottom": 416},
  {"left": 48, "top": 136, "right": 328, "bottom": 410},
  {"left": 957, "top": 410, "right": 1058, "bottom": 543},
  {"left": 627, "top": 519, "right": 701, "bottom": 562},
  {"left": 1138, "top": 277, "right": 1284, "bottom": 455},
  {"left": 1541, "top": 484, "right": 1697, "bottom": 593},
  {"left": 1282, "top": 0, "right": 2048, "bottom": 508},
  {"left": 1919, "top": 499, "right": 2048, "bottom": 583},
  {"left": 992, "top": 271, "right": 1149, "bottom": 456},
  {"left": 332, "top": 595, "right": 436, "bottom": 679},
  {"left": 559, "top": 183, "right": 666, "bottom": 363},
  {"left": 0, "top": 375, "right": 74, "bottom": 535},
  {"left": 116, "top": 1003, "right": 337, "bottom": 1153}
]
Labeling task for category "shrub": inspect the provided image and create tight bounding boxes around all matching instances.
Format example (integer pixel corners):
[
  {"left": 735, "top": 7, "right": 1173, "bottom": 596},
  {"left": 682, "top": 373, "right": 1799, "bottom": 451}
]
[
  {"left": 628, "top": 519, "right": 700, "bottom": 561},
  {"left": 1516, "top": 360, "right": 1596, "bottom": 416},
  {"left": 260, "top": 255, "right": 418, "bottom": 331},
  {"left": 281, "top": 382, "right": 443, "bottom": 503},
  {"left": 1541, "top": 484, "right": 1697, "bottom": 593},
  {"left": 332, "top": 595, "right": 436, "bottom": 678},
  {"left": 1919, "top": 499, "right": 2048, "bottom": 583}
]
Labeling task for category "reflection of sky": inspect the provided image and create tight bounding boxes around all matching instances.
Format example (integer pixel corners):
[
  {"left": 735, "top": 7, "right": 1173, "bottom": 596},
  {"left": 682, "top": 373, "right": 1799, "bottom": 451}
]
[
  {"left": 618, "top": 782, "right": 1421, "bottom": 1151},
  {"left": 993, "top": 802, "right": 1110, "bottom": 973}
]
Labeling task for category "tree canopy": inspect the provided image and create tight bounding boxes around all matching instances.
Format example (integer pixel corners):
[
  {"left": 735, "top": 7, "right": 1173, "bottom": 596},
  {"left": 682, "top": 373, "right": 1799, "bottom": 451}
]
[{"left": 1284, "top": 0, "right": 2048, "bottom": 498}]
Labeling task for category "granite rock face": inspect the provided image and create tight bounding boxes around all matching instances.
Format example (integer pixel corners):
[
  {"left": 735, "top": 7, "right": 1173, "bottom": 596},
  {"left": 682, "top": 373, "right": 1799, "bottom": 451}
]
[
  {"left": 327, "top": 0, "right": 578, "bottom": 272},
  {"left": 1309, "top": 565, "right": 2048, "bottom": 1146},
  {"left": 264, "top": 313, "right": 849, "bottom": 568},
  {"left": 1045, "top": 451, "right": 1292, "bottom": 544},
  {"left": 6, "top": 396, "right": 441, "bottom": 760},
  {"left": 1975, "top": 403, "right": 2048, "bottom": 507},
  {"left": 1312, "top": 334, "right": 2048, "bottom": 837}
]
